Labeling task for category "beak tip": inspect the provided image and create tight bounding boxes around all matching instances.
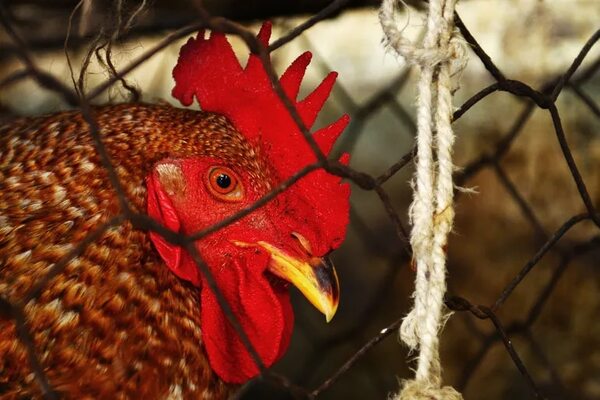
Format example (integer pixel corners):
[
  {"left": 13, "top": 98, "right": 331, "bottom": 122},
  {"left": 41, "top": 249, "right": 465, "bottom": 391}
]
[{"left": 323, "top": 302, "right": 338, "bottom": 323}]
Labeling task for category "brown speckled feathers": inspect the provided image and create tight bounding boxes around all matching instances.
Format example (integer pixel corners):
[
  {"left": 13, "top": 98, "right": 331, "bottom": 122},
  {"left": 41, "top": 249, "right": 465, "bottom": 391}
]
[{"left": 0, "top": 103, "right": 267, "bottom": 399}]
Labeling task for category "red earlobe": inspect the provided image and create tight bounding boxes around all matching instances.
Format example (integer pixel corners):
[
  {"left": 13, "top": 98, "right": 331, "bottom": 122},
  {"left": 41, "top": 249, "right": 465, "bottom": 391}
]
[{"left": 147, "top": 174, "right": 200, "bottom": 286}]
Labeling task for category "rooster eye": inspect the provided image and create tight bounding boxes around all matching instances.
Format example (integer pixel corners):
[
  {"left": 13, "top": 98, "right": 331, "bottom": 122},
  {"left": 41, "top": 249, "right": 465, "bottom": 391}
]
[
  {"left": 206, "top": 166, "right": 244, "bottom": 202},
  {"left": 216, "top": 174, "right": 231, "bottom": 189}
]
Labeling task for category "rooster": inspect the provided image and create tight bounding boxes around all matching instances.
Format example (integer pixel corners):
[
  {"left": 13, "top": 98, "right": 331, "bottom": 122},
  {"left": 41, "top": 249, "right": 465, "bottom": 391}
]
[{"left": 0, "top": 22, "right": 350, "bottom": 399}]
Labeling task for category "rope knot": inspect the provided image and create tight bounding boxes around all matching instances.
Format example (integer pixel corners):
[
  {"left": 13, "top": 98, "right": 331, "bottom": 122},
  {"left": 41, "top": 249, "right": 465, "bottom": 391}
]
[
  {"left": 379, "top": 0, "right": 467, "bottom": 71},
  {"left": 396, "top": 380, "right": 464, "bottom": 400}
]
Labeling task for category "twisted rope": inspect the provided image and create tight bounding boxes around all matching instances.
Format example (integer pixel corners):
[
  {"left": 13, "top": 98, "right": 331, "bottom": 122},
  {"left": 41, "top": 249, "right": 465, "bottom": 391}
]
[{"left": 380, "top": 0, "right": 465, "bottom": 398}]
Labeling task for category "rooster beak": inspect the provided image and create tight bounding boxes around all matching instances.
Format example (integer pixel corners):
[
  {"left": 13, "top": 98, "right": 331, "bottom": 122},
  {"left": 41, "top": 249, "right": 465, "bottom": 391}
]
[{"left": 231, "top": 239, "right": 340, "bottom": 322}]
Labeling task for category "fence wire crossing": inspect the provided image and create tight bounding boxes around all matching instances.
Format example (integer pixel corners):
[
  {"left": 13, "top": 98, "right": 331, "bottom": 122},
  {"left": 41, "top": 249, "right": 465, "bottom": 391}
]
[{"left": 0, "top": 1, "right": 599, "bottom": 399}]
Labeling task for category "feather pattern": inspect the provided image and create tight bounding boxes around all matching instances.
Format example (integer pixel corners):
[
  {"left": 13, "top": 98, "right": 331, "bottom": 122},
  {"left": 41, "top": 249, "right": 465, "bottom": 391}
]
[{"left": 0, "top": 105, "right": 244, "bottom": 398}]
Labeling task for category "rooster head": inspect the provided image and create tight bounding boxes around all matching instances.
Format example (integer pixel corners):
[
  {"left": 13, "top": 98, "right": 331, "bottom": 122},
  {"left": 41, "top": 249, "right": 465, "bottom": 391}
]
[{"left": 146, "top": 22, "right": 350, "bottom": 383}]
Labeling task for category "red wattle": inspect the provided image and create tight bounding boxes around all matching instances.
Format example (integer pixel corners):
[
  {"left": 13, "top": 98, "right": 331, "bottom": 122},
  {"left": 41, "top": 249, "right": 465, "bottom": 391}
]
[{"left": 198, "top": 250, "right": 294, "bottom": 383}]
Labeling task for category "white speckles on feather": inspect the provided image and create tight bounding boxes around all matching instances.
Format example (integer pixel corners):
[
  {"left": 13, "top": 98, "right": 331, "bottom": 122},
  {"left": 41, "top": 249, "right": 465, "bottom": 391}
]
[
  {"left": 39, "top": 171, "right": 55, "bottom": 184},
  {"left": 156, "top": 163, "right": 186, "bottom": 196},
  {"left": 79, "top": 160, "right": 96, "bottom": 172},
  {"left": 13, "top": 249, "right": 32, "bottom": 263},
  {"left": 166, "top": 384, "right": 184, "bottom": 400},
  {"left": 0, "top": 215, "right": 12, "bottom": 235},
  {"left": 116, "top": 272, "right": 132, "bottom": 283},
  {"left": 56, "top": 311, "right": 79, "bottom": 329},
  {"left": 44, "top": 298, "right": 64, "bottom": 314},
  {"left": 50, "top": 243, "right": 74, "bottom": 256},
  {"left": 47, "top": 122, "right": 60, "bottom": 133},
  {"left": 53, "top": 185, "right": 67, "bottom": 203},
  {"left": 28, "top": 200, "right": 43, "bottom": 212},
  {"left": 148, "top": 299, "right": 161, "bottom": 314},
  {"left": 67, "top": 206, "right": 85, "bottom": 219},
  {"left": 5, "top": 176, "right": 20, "bottom": 187}
]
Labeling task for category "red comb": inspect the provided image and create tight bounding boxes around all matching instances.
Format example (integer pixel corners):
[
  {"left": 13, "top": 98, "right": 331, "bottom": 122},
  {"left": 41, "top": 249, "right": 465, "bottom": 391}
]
[{"left": 172, "top": 22, "right": 350, "bottom": 253}]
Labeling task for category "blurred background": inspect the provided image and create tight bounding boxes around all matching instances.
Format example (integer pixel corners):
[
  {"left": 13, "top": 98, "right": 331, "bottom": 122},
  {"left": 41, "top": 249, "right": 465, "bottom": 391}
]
[{"left": 1, "top": 0, "right": 599, "bottom": 399}]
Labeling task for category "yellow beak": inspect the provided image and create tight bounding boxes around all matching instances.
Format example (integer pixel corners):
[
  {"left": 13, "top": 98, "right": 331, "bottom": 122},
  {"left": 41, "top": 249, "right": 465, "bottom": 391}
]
[{"left": 232, "top": 240, "right": 340, "bottom": 322}]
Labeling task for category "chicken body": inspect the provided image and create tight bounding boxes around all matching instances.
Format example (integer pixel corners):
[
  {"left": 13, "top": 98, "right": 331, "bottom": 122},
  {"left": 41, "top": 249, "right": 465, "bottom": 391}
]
[{"left": 0, "top": 104, "right": 239, "bottom": 399}]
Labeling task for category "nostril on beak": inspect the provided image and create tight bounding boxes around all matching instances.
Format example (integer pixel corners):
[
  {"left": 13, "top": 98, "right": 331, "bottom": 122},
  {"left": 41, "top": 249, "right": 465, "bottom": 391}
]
[{"left": 291, "top": 232, "right": 312, "bottom": 255}]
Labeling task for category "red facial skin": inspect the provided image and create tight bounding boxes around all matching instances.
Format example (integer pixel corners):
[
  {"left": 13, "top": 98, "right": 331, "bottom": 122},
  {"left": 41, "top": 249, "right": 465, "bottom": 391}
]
[
  {"left": 147, "top": 157, "right": 330, "bottom": 383},
  {"left": 171, "top": 22, "right": 350, "bottom": 258}
]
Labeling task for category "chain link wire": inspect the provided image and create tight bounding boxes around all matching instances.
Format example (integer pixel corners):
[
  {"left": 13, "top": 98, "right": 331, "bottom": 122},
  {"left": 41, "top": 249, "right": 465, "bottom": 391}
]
[{"left": 0, "top": 1, "right": 599, "bottom": 399}]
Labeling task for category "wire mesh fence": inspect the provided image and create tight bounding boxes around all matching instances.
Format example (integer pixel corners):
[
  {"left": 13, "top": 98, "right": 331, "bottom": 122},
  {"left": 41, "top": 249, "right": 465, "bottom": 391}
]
[{"left": 0, "top": 1, "right": 599, "bottom": 399}]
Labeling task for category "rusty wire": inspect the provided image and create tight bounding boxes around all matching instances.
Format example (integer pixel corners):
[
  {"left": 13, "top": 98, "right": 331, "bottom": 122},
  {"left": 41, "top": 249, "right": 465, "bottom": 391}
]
[{"left": 0, "top": 1, "right": 599, "bottom": 399}]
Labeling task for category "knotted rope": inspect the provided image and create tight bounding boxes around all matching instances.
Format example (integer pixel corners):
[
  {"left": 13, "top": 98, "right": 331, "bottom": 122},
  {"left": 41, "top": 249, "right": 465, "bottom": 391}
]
[{"left": 379, "top": 0, "right": 466, "bottom": 398}]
